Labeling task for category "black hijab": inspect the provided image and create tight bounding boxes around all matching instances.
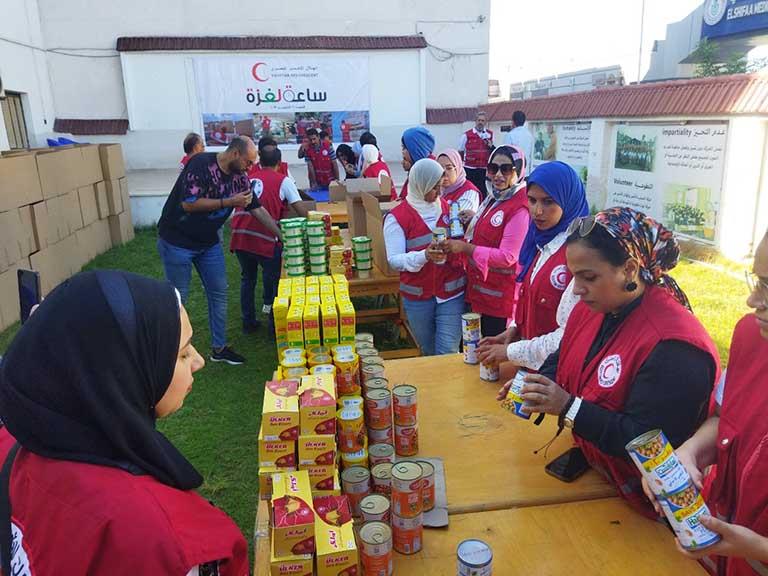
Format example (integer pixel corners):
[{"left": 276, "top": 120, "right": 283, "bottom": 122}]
[{"left": 0, "top": 270, "right": 203, "bottom": 490}]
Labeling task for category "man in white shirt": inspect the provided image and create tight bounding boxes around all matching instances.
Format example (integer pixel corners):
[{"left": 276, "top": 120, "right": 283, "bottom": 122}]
[
  {"left": 458, "top": 111, "right": 494, "bottom": 195},
  {"left": 504, "top": 110, "right": 534, "bottom": 167}
]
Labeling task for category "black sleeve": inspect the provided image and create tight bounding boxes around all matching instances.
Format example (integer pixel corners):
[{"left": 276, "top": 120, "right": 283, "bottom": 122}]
[
  {"left": 572, "top": 340, "right": 716, "bottom": 458},
  {"left": 538, "top": 348, "right": 561, "bottom": 381}
]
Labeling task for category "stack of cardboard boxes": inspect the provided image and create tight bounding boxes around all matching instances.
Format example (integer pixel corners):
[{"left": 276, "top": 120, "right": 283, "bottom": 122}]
[{"left": 0, "top": 143, "right": 135, "bottom": 330}]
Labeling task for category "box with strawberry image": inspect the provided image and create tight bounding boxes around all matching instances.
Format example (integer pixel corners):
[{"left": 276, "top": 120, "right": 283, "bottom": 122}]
[
  {"left": 313, "top": 495, "right": 359, "bottom": 576},
  {"left": 262, "top": 380, "right": 300, "bottom": 441},
  {"left": 270, "top": 536, "right": 312, "bottom": 576},
  {"left": 271, "top": 470, "right": 316, "bottom": 558},
  {"left": 298, "top": 434, "right": 337, "bottom": 467},
  {"left": 259, "top": 424, "right": 297, "bottom": 468},
  {"left": 299, "top": 374, "right": 337, "bottom": 436},
  {"left": 304, "top": 465, "right": 341, "bottom": 496}
]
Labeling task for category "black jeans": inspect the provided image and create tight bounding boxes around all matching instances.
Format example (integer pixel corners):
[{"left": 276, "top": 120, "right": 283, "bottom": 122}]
[
  {"left": 465, "top": 167, "right": 488, "bottom": 200},
  {"left": 235, "top": 248, "right": 282, "bottom": 326},
  {"left": 481, "top": 314, "right": 507, "bottom": 338}
]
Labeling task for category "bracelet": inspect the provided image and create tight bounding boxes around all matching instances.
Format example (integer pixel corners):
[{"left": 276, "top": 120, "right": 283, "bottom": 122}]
[{"left": 558, "top": 394, "right": 576, "bottom": 428}]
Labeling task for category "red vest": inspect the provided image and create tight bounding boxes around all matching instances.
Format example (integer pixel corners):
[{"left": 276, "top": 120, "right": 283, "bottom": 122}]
[
  {"left": 708, "top": 315, "right": 768, "bottom": 576},
  {"left": 442, "top": 180, "right": 480, "bottom": 206},
  {"left": 249, "top": 161, "right": 289, "bottom": 179},
  {"left": 556, "top": 286, "right": 720, "bottom": 516},
  {"left": 363, "top": 160, "right": 396, "bottom": 199},
  {"left": 464, "top": 129, "right": 494, "bottom": 168},
  {"left": 397, "top": 179, "right": 408, "bottom": 202},
  {"left": 515, "top": 244, "right": 571, "bottom": 340},
  {"left": 230, "top": 169, "right": 285, "bottom": 258},
  {"left": 466, "top": 189, "right": 529, "bottom": 318},
  {"left": 0, "top": 428, "right": 248, "bottom": 576},
  {"left": 306, "top": 142, "right": 335, "bottom": 187},
  {"left": 389, "top": 199, "right": 466, "bottom": 301}
]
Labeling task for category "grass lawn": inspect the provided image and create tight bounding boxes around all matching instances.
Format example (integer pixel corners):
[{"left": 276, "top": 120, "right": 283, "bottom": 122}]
[{"left": 0, "top": 228, "right": 753, "bottom": 559}]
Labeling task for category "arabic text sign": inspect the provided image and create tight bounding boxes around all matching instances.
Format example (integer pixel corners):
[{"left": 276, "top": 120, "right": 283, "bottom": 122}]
[{"left": 194, "top": 56, "right": 370, "bottom": 114}]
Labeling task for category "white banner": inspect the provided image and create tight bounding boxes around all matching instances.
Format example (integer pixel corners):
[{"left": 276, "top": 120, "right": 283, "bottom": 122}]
[
  {"left": 607, "top": 124, "right": 727, "bottom": 242},
  {"left": 530, "top": 122, "right": 592, "bottom": 184}
]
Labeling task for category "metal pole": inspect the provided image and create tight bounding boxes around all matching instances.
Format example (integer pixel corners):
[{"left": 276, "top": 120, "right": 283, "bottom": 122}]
[{"left": 637, "top": 0, "right": 646, "bottom": 82}]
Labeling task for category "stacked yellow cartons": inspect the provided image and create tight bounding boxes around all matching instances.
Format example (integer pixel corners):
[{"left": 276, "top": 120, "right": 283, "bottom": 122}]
[
  {"left": 274, "top": 280, "right": 291, "bottom": 352},
  {"left": 287, "top": 278, "right": 306, "bottom": 348},
  {"left": 298, "top": 374, "right": 341, "bottom": 496},
  {"left": 258, "top": 379, "right": 299, "bottom": 500},
  {"left": 270, "top": 470, "right": 315, "bottom": 572},
  {"left": 333, "top": 276, "right": 356, "bottom": 344}
]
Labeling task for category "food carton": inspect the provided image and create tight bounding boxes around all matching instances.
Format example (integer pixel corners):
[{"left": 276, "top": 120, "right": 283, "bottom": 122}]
[
  {"left": 259, "top": 465, "right": 295, "bottom": 501},
  {"left": 321, "top": 303, "right": 339, "bottom": 346},
  {"left": 337, "top": 300, "right": 356, "bottom": 344},
  {"left": 258, "top": 424, "right": 296, "bottom": 469},
  {"left": 313, "top": 495, "right": 358, "bottom": 576},
  {"left": 298, "top": 434, "right": 337, "bottom": 466},
  {"left": 299, "top": 375, "right": 337, "bottom": 436},
  {"left": 261, "top": 380, "right": 300, "bottom": 441},
  {"left": 272, "top": 470, "right": 315, "bottom": 557},
  {"left": 270, "top": 537, "right": 313, "bottom": 576},
  {"left": 287, "top": 306, "right": 305, "bottom": 348},
  {"left": 303, "top": 305, "right": 321, "bottom": 347}
]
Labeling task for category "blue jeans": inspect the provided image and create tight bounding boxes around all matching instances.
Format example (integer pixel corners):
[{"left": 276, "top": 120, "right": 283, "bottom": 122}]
[
  {"left": 157, "top": 237, "right": 228, "bottom": 349},
  {"left": 402, "top": 294, "right": 465, "bottom": 356},
  {"left": 234, "top": 248, "right": 282, "bottom": 326}
]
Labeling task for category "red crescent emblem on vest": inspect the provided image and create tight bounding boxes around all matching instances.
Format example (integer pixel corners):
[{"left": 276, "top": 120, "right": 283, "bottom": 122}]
[
  {"left": 598, "top": 354, "right": 622, "bottom": 388},
  {"left": 550, "top": 264, "right": 568, "bottom": 291},
  {"left": 490, "top": 211, "right": 504, "bottom": 227}
]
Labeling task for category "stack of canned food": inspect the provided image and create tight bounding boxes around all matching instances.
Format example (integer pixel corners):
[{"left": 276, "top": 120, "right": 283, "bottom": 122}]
[
  {"left": 352, "top": 236, "right": 373, "bottom": 279},
  {"left": 461, "top": 312, "right": 481, "bottom": 366}
]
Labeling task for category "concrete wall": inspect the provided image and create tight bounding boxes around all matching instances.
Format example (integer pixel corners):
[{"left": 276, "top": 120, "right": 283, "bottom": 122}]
[{"left": 645, "top": 5, "right": 703, "bottom": 81}]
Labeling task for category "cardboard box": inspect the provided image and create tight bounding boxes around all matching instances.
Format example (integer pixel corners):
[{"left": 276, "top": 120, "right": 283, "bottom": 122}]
[
  {"left": 270, "top": 536, "right": 313, "bottom": 576},
  {"left": 302, "top": 305, "right": 321, "bottom": 347},
  {"left": 94, "top": 181, "right": 109, "bottom": 220},
  {"left": 75, "top": 220, "right": 112, "bottom": 264},
  {"left": 298, "top": 434, "right": 336, "bottom": 467},
  {"left": 45, "top": 196, "right": 67, "bottom": 244},
  {"left": 321, "top": 303, "right": 339, "bottom": 346},
  {"left": 313, "top": 495, "right": 358, "bottom": 576},
  {"left": 105, "top": 179, "right": 124, "bottom": 216},
  {"left": 118, "top": 178, "right": 131, "bottom": 216},
  {"left": 329, "top": 177, "right": 392, "bottom": 238},
  {"left": 77, "top": 145, "right": 103, "bottom": 185},
  {"left": 36, "top": 148, "right": 83, "bottom": 199},
  {"left": 303, "top": 464, "right": 338, "bottom": 494},
  {"left": 57, "top": 233, "right": 82, "bottom": 277},
  {"left": 0, "top": 210, "right": 25, "bottom": 270},
  {"left": 258, "top": 424, "right": 297, "bottom": 468},
  {"left": 299, "top": 374, "right": 336, "bottom": 436},
  {"left": 78, "top": 186, "right": 99, "bottom": 227},
  {"left": 312, "top": 469, "right": 341, "bottom": 498},
  {"left": 287, "top": 305, "right": 304, "bottom": 348},
  {"left": 17, "top": 205, "right": 38, "bottom": 257},
  {"left": 108, "top": 212, "right": 135, "bottom": 246},
  {"left": 0, "top": 155, "right": 43, "bottom": 211},
  {"left": 271, "top": 470, "right": 316, "bottom": 557},
  {"left": 64, "top": 189, "right": 84, "bottom": 234},
  {"left": 362, "top": 192, "right": 399, "bottom": 277},
  {"left": 262, "top": 380, "right": 300, "bottom": 441},
  {"left": 30, "top": 202, "right": 49, "bottom": 251},
  {"left": 337, "top": 300, "right": 356, "bottom": 343},
  {"left": 98, "top": 144, "right": 126, "bottom": 181}
]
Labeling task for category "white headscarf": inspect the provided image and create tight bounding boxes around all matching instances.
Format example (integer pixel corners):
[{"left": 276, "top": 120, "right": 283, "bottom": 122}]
[
  {"left": 406, "top": 158, "right": 444, "bottom": 219},
  {"left": 361, "top": 144, "right": 379, "bottom": 174}
]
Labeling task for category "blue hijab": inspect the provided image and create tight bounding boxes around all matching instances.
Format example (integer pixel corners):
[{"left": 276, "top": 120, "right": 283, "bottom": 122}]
[
  {"left": 517, "top": 161, "right": 589, "bottom": 281},
  {"left": 402, "top": 127, "right": 435, "bottom": 164}
]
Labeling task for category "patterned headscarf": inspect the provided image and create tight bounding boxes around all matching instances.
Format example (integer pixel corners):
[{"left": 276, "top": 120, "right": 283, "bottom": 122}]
[{"left": 593, "top": 207, "right": 691, "bottom": 311}]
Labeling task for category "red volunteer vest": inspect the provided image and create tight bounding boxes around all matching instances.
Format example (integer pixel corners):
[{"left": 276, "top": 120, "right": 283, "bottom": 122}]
[
  {"left": 466, "top": 188, "right": 529, "bottom": 318},
  {"left": 389, "top": 199, "right": 466, "bottom": 301},
  {"left": 708, "top": 315, "right": 768, "bottom": 576},
  {"left": 556, "top": 286, "right": 720, "bottom": 516},
  {"left": 0, "top": 429, "right": 248, "bottom": 576},
  {"left": 249, "top": 162, "right": 289, "bottom": 179},
  {"left": 306, "top": 142, "right": 335, "bottom": 187},
  {"left": 230, "top": 169, "right": 285, "bottom": 258},
  {"left": 363, "top": 160, "right": 396, "bottom": 199},
  {"left": 515, "top": 244, "right": 571, "bottom": 340},
  {"left": 442, "top": 180, "right": 480, "bottom": 207},
  {"left": 464, "top": 129, "right": 494, "bottom": 168}
]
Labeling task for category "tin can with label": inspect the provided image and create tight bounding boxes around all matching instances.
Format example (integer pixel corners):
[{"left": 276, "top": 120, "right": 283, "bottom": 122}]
[
  {"left": 360, "top": 521, "right": 393, "bottom": 576},
  {"left": 369, "top": 426, "right": 394, "bottom": 445},
  {"left": 310, "top": 364, "right": 336, "bottom": 377},
  {"left": 626, "top": 429, "right": 691, "bottom": 497},
  {"left": 417, "top": 460, "right": 435, "bottom": 512},
  {"left": 371, "top": 462, "right": 393, "bottom": 495},
  {"left": 340, "top": 447, "right": 369, "bottom": 470},
  {"left": 362, "top": 362, "right": 386, "bottom": 383},
  {"left": 501, "top": 370, "right": 531, "bottom": 420},
  {"left": 392, "top": 513, "right": 423, "bottom": 555},
  {"left": 337, "top": 395, "right": 364, "bottom": 411},
  {"left": 355, "top": 332, "right": 375, "bottom": 344},
  {"left": 308, "top": 345, "right": 330, "bottom": 357},
  {"left": 480, "top": 361, "right": 499, "bottom": 382},
  {"left": 341, "top": 466, "right": 371, "bottom": 518},
  {"left": 461, "top": 313, "right": 482, "bottom": 342},
  {"left": 308, "top": 353, "right": 333, "bottom": 367},
  {"left": 337, "top": 407, "right": 366, "bottom": 453},
  {"left": 335, "top": 352, "right": 361, "bottom": 396},
  {"left": 660, "top": 481, "right": 721, "bottom": 550},
  {"left": 365, "top": 388, "right": 393, "bottom": 430},
  {"left": 364, "top": 377, "right": 390, "bottom": 393},
  {"left": 457, "top": 539, "right": 493, "bottom": 576},
  {"left": 284, "top": 366, "right": 309, "bottom": 380},
  {"left": 449, "top": 202, "right": 464, "bottom": 238},
  {"left": 432, "top": 227, "right": 447, "bottom": 265},
  {"left": 369, "top": 443, "right": 396, "bottom": 467},
  {"left": 394, "top": 424, "right": 419, "bottom": 457},
  {"left": 332, "top": 344, "right": 355, "bottom": 358},
  {"left": 463, "top": 340, "right": 479, "bottom": 365},
  {"left": 391, "top": 461, "right": 423, "bottom": 518},
  {"left": 392, "top": 385, "right": 418, "bottom": 426},
  {"left": 360, "top": 494, "right": 391, "bottom": 524},
  {"left": 357, "top": 347, "right": 381, "bottom": 360}
]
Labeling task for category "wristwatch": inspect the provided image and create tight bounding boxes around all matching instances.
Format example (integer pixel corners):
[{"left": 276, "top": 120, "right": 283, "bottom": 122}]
[{"left": 564, "top": 397, "right": 583, "bottom": 429}]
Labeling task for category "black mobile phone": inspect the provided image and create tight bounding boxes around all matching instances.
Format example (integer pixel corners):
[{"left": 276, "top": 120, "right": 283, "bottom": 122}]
[
  {"left": 17, "top": 269, "right": 41, "bottom": 324},
  {"left": 545, "top": 447, "right": 590, "bottom": 483}
]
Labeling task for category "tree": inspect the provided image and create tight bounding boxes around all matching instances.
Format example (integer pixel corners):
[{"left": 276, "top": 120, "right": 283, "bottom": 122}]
[{"left": 692, "top": 38, "right": 748, "bottom": 77}]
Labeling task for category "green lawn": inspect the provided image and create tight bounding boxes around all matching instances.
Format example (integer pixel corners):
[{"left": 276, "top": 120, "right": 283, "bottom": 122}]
[{"left": 0, "top": 228, "right": 752, "bottom": 557}]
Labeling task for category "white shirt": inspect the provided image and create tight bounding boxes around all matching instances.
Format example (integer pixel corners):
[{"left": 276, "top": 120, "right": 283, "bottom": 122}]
[
  {"left": 504, "top": 126, "right": 535, "bottom": 166},
  {"left": 444, "top": 187, "right": 481, "bottom": 214},
  {"left": 505, "top": 231, "right": 580, "bottom": 370},
  {"left": 383, "top": 210, "right": 463, "bottom": 303},
  {"left": 251, "top": 174, "right": 301, "bottom": 205},
  {"left": 457, "top": 127, "right": 494, "bottom": 154}
]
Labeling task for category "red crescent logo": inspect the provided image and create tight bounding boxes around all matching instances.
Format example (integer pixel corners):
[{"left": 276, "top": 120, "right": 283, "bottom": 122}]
[{"left": 252, "top": 62, "right": 268, "bottom": 82}]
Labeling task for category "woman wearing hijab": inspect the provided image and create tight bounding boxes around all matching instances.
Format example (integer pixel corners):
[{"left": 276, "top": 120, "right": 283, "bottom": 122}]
[
  {"left": 0, "top": 271, "right": 248, "bottom": 575},
  {"left": 511, "top": 208, "right": 719, "bottom": 517},
  {"left": 437, "top": 148, "right": 481, "bottom": 215},
  {"left": 477, "top": 161, "right": 588, "bottom": 370},
  {"left": 361, "top": 143, "right": 396, "bottom": 199},
  {"left": 398, "top": 126, "right": 436, "bottom": 201},
  {"left": 336, "top": 143, "right": 359, "bottom": 180},
  {"left": 384, "top": 158, "right": 466, "bottom": 356},
  {"left": 442, "top": 145, "right": 530, "bottom": 338}
]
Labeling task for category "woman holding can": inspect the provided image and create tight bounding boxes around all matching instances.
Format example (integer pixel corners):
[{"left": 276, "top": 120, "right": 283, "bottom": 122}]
[
  {"left": 505, "top": 207, "right": 719, "bottom": 516},
  {"left": 476, "top": 161, "right": 589, "bottom": 371},
  {"left": 437, "top": 148, "right": 481, "bottom": 215},
  {"left": 641, "top": 229, "right": 768, "bottom": 575},
  {"left": 441, "top": 145, "right": 530, "bottom": 338},
  {"left": 384, "top": 158, "right": 466, "bottom": 356}
]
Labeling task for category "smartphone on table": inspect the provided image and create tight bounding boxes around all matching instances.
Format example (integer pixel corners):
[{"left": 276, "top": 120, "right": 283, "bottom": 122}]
[
  {"left": 18, "top": 269, "right": 42, "bottom": 324},
  {"left": 545, "top": 447, "right": 590, "bottom": 483}
]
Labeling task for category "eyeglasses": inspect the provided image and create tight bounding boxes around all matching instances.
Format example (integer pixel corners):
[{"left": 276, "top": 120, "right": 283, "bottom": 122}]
[
  {"left": 746, "top": 270, "right": 768, "bottom": 304},
  {"left": 487, "top": 163, "right": 517, "bottom": 176},
  {"left": 566, "top": 215, "right": 598, "bottom": 238}
]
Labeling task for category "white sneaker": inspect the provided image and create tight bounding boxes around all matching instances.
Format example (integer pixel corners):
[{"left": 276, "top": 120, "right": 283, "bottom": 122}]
[{"left": 262, "top": 304, "right": 273, "bottom": 315}]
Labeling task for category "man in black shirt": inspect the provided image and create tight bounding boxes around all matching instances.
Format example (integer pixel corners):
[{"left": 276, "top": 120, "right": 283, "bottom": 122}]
[{"left": 158, "top": 136, "right": 281, "bottom": 365}]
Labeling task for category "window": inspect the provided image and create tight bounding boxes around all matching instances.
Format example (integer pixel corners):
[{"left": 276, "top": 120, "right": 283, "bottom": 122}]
[{"left": 1, "top": 92, "right": 30, "bottom": 149}]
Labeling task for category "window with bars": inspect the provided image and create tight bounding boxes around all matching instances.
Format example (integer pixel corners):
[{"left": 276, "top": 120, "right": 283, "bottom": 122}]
[{"left": 1, "top": 92, "right": 30, "bottom": 149}]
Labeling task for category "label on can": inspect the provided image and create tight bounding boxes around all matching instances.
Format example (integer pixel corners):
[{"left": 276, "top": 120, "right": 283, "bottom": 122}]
[
  {"left": 393, "top": 385, "right": 418, "bottom": 426},
  {"left": 369, "top": 426, "right": 394, "bottom": 445},
  {"left": 391, "top": 462, "right": 423, "bottom": 518},
  {"left": 337, "top": 395, "right": 364, "bottom": 411},
  {"left": 394, "top": 424, "right": 419, "bottom": 457},
  {"left": 371, "top": 462, "right": 393, "bottom": 495},
  {"left": 392, "top": 513, "right": 423, "bottom": 555},
  {"left": 432, "top": 228, "right": 447, "bottom": 266},
  {"left": 369, "top": 443, "right": 396, "bottom": 467},
  {"left": 332, "top": 344, "right": 355, "bottom": 357},
  {"left": 501, "top": 370, "right": 531, "bottom": 420},
  {"left": 341, "top": 466, "right": 371, "bottom": 517},
  {"left": 449, "top": 202, "right": 464, "bottom": 239},
  {"left": 337, "top": 407, "right": 366, "bottom": 453},
  {"left": 360, "top": 521, "right": 393, "bottom": 576},
  {"left": 364, "top": 377, "right": 390, "bottom": 390},
  {"left": 661, "top": 482, "right": 722, "bottom": 550},
  {"left": 340, "top": 447, "right": 369, "bottom": 470},
  {"left": 626, "top": 429, "right": 691, "bottom": 496},
  {"left": 310, "top": 364, "right": 336, "bottom": 376},
  {"left": 461, "top": 313, "right": 482, "bottom": 340},
  {"left": 457, "top": 539, "right": 493, "bottom": 575},
  {"left": 365, "top": 389, "right": 393, "bottom": 430},
  {"left": 480, "top": 362, "right": 499, "bottom": 382},
  {"left": 335, "top": 353, "right": 361, "bottom": 396},
  {"left": 360, "top": 494, "right": 391, "bottom": 524},
  {"left": 417, "top": 460, "right": 436, "bottom": 512},
  {"left": 463, "top": 340, "right": 479, "bottom": 365}
]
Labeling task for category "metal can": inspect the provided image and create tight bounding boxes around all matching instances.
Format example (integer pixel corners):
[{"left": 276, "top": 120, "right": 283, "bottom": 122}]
[
  {"left": 392, "top": 513, "right": 423, "bottom": 555},
  {"left": 337, "top": 407, "right": 366, "bottom": 453},
  {"left": 356, "top": 341, "right": 377, "bottom": 351},
  {"left": 661, "top": 481, "right": 721, "bottom": 550},
  {"left": 461, "top": 312, "right": 482, "bottom": 342},
  {"left": 369, "top": 426, "right": 394, "bottom": 445},
  {"left": 417, "top": 460, "right": 436, "bottom": 512},
  {"left": 364, "top": 377, "right": 390, "bottom": 394},
  {"left": 355, "top": 332, "right": 375, "bottom": 344},
  {"left": 361, "top": 355, "right": 385, "bottom": 368},
  {"left": 391, "top": 461, "right": 423, "bottom": 518},
  {"left": 463, "top": 340, "right": 479, "bottom": 365},
  {"left": 457, "top": 539, "right": 493, "bottom": 576},
  {"left": 360, "top": 494, "right": 391, "bottom": 524},
  {"left": 337, "top": 395, "right": 364, "bottom": 411},
  {"left": 626, "top": 429, "right": 691, "bottom": 496},
  {"left": 392, "top": 385, "right": 418, "bottom": 426},
  {"left": 281, "top": 348, "right": 307, "bottom": 362},
  {"left": 341, "top": 447, "right": 369, "bottom": 470},
  {"left": 365, "top": 388, "right": 393, "bottom": 430},
  {"left": 310, "top": 364, "right": 337, "bottom": 377},
  {"left": 335, "top": 352, "right": 361, "bottom": 396},
  {"left": 341, "top": 466, "right": 371, "bottom": 518},
  {"left": 371, "top": 462, "right": 393, "bottom": 495},
  {"left": 369, "top": 443, "right": 396, "bottom": 467},
  {"left": 394, "top": 424, "right": 419, "bottom": 457},
  {"left": 501, "top": 370, "right": 531, "bottom": 420},
  {"left": 308, "top": 353, "right": 333, "bottom": 368},
  {"left": 449, "top": 201, "right": 464, "bottom": 239},
  {"left": 432, "top": 227, "right": 447, "bottom": 266},
  {"left": 480, "top": 361, "right": 499, "bottom": 382},
  {"left": 332, "top": 344, "right": 356, "bottom": 357},
  {"left": 357, "top": 347, "right": 381, "bottom": 359},
  {"left": 284, "top": 366, "right": 309, "bottom": 379},
  {"left": 360, "top": 522, "right": 393, "bottom": 576},
  {"left": 362, "top": 363, "right": 386, "bottom": 383},
  {"left": 308, "top": 346, "right": 330, "bottom": 357},
  {"left": 280, "top": 355, "right": 307, "bottom": 372}
]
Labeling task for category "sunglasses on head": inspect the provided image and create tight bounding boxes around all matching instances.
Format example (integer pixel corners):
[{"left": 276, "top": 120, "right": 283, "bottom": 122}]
[
  {"left": 487, "top": 163, "right": 517, "bottom": 176},
  {"left": 566, "top": 215, "right": 598, "bottom": 238}
]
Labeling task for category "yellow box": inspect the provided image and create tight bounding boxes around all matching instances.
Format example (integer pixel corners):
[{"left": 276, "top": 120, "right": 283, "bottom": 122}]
[
  {"left": 259, "top": 465, "right": 295, "bottom": 500},
  {"left": 319, "top": 275, "right": 333, "bottom": 285},
  {"left": 313, "top": 469, "right": 341, "bottom": 498},
  {"left": 319, "top": 283, "right": 334, "bottom": 295},
  {"left": 287, "top": 306, "right": 305, "bottom": 348},
  {"left": 314, "top": 495, "right": 358, "bottom": 576},
  {"left": 277, "top": 278, "right": 292, "bottom": 296},
  {"left": 270, "top": 537, "right": 313, "bottom": 576},
  {"left": 299, "top": 374, "right": 337, "bottom": 436},
  {"left": 307, "top": 295, "right": 321, "bottom": 306},
  {"left": 261, "top": 380, "right": 300, "bottom": 441},
  {"left": 320, "top": 296, "right": 336, "bottom": 308},
  {"left": 258, "top": 423, "right": 296, "bottom": 468},
  {"left": 271, "top": 470, "right": 316, "bottom": 557},
  {"left": 273, "top": 297, "right": 290, "bottom": 326},
  {"left": 291, "top": 282, "right": 306, "bottom": 296},
  {"left": 332, "top": 274, "right": 347, "bottom": 285},
  {"left": 302, "top": 464, "right": 338, "bottom": 493},
  {"left": 321, "top": 303, "right": 339, "bottom": 346},
  {"left": 303, "top": 305, "right": 321, "bottom": 347},
  {"left": 298, "top": 434, "right": 336, "bottom": 467},
  {"left": 305, "top": 275, "right": 319, "bottom": 285},
  {"left": 291, "top": 295, "right": 306, "bottom": 308},
  {"left": 306, "top": 284, "right": 319, "bottom": 295},
  {"left": 337, "top": 301, "right": 356, "bottom": 343}
]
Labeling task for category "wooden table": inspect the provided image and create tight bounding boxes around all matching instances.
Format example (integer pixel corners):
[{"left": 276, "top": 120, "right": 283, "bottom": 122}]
[{"left": 315, "top": 201, "right": 348, "bottom": 225}]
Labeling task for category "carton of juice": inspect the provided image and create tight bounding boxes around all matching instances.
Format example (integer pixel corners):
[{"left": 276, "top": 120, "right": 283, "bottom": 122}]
[
  {"left": 303, "top": 464, "right": 339, "bottom": 494},
  {"left": 287, "top": 306, "right": 305, "bottom": 348},
  {"left": 299, "top": 374, "right": 337, "bottom": 435},
  {"left": 261, "top": 380, "right": 300, "bottom": 441},
  {"left": 298, "top": 434, "right": 337, "bottom": 466},
  {"left": 337, "top": 300, "right": 356, "bottom": 343},
  {"left": 321, "top": 303, "right": 339, "bottom": 346},
  {"left": 303, "top": 305, "right": 321, "bottom": 347},
  {"left": 306, "top": 284, "right": 320, "bottom": 295},
  {"left": 270, "top": 537, "right": 313, "bottom": 576},
  {"left": 305, "top": 276, "right": 319, "bottom": 286},
  {"left": 277, "top": 279, "right": 292, "bottom": 298},
  {"left": 259, "top": 465, "right": 295, "bottom": 501},
  {"left": 258, "top": 424, "right": 296, "bottom": 468},
  {"left": 313, "top": 495, "right": 358, "bottom": 576},
  {"left": 332, "top": 274, "right": 347, "bottom": 286},
  {"left": 271, "top": 470, "right": 316, "bottom": 557}
]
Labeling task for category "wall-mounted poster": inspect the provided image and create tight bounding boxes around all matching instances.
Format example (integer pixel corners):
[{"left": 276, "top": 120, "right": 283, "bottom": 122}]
[{"left": 530, "top": 122, "right": 591, "bottom": 186}]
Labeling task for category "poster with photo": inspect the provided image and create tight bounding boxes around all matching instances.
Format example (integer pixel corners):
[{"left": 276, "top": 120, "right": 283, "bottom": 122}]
[{"left": 530, "top": 122, "right": 591, "bottom": 186}]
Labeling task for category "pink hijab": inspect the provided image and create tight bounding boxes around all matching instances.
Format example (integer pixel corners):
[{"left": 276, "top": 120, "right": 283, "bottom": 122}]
[{"left": 437, "top": 148, "right": 467, "bottom": 197}]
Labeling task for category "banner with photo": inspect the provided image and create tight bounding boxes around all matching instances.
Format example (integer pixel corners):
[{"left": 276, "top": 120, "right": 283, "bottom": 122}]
[
  {"left": 530, "top": 122, "right": 592, "bottom": 185},
  {"left": 607, "top": 123, "right": 728, "bottom": 242},
  {"left": 194, "top": 56, "right": 370, "bottom": 146}
]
